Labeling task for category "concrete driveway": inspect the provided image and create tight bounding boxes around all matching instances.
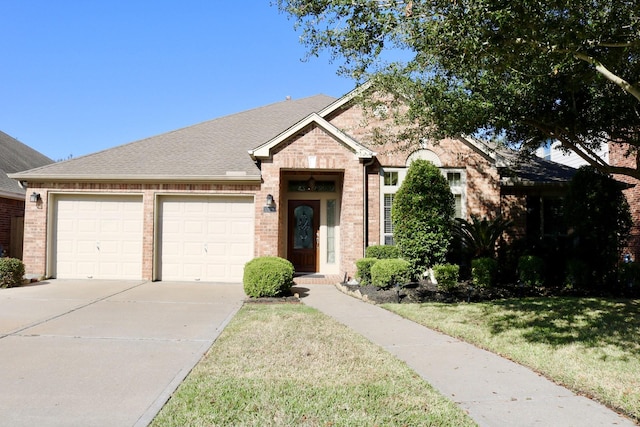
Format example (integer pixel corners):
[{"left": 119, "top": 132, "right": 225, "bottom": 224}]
[{"left": 0, "top": 279, "right": 245, "bottom": 427}]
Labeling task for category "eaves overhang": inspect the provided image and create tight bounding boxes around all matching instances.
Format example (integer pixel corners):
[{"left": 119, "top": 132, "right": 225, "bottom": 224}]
[
  {"left": 7, "top": 173, "right": 262, "bottom": 185},
  {"left": 0, "top": 189, "right": 25, "bottom": 200},
  {"left": 500, "top": 177, "right": 571, "bottom": 187},
  {"left": 248, "top": 112, "right": 375, "bottom": 161}
]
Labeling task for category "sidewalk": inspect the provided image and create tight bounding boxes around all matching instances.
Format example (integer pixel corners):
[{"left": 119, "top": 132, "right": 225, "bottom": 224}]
[{"left": 299, "top": 284, "right": 636, "bottom": 427}]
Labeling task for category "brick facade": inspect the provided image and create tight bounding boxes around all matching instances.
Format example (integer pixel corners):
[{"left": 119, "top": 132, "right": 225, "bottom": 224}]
[
  {"left": 609, "top": 143, "right": 640, "bottom": 261},
  {"left": 259, "top": 124, "right": 366, "bottom": 278}
]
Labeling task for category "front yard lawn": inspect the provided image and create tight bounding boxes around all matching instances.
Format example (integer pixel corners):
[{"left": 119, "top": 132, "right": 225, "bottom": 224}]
[
  {"left": 151, "top": 303, "right": 475, "bottom": 426},
  {"left": 383, "top": 297, "right": 640, "bottom": 422}
]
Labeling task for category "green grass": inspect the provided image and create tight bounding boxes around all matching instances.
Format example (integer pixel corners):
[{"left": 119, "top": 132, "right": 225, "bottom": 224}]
[
  {"left": 152, "top": 303, "right": 476, "bottom": 427},
  {"left": 383, "top": 297, "right": 640, "bottom": 421}
]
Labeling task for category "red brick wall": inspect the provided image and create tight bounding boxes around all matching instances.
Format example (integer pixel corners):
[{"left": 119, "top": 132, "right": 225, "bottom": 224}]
[
  {"left": 609, "top": 143, "right": 640, "bottom": 261},
  {"left": 0, "top": 197, "right": 25, "bottom": 257}
]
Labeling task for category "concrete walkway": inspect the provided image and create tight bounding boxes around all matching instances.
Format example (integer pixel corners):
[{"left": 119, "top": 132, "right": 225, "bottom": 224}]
[
  {"left": 299, "top": 284, "right": 637, "bottom": 427},
  {"left": 0, "top": 279, "right": 245, "bottom": 427}
]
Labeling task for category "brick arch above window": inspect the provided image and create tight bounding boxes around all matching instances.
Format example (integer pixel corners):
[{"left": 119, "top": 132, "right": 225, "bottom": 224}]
[{"left": 406, "top": 149, "right": 442, "bottom": 167}]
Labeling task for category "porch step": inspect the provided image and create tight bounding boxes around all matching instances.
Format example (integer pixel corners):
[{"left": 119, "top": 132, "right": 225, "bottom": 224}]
[{"left": 293, "top": 274, "right": 343, "bottom": 285}]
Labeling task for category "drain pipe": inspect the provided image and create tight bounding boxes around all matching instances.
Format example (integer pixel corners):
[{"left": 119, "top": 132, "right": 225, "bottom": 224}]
[{"left": 362, "top": 157, "right": 376, "bottom": 257}]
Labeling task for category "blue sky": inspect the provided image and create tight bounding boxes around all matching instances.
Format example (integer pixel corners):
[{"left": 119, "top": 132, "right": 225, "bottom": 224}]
[{"left": 1, "top": 1, "right": 356, "bottom": 161}]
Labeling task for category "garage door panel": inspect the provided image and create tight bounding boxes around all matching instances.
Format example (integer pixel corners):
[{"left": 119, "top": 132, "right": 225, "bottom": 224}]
[
  {"left": 184, "top": 242, "right": 203, "bottom": 257},
  {"left": 159, "top": 196, "right": 254, "bottom": 282},
  {"left": 54, "top": 195, "right": 143, "bottom": 280}
]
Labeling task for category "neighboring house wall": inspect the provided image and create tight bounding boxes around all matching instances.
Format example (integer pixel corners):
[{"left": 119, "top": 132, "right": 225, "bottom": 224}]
[
  {"left": 0, "top": 197, "right": 24, "bottom": 257},
  {"left": 535, "top": 140, "right": 609, "bottom": 168}
]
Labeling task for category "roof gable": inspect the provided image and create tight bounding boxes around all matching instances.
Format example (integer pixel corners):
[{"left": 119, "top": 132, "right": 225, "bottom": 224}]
[{"left": 249, "top": 113, "right": 375, "bottom": 160}]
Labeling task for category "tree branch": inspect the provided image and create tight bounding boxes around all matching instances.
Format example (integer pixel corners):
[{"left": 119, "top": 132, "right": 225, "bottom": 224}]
[{"left": 573, "top": 52, "right": 640, "bottom": 102}]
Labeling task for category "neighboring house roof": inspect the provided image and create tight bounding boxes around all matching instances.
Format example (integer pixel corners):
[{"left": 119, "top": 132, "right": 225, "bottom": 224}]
[
  {"left": 0, "top": 130, "right": 53, "bottom": 198},
  {"left": 11, "top": 95, "right": 337, "bottom": 183}
]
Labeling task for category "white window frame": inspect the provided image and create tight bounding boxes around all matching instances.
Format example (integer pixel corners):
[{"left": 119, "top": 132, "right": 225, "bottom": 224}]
[
  {"left": 379, "top": 167, "right": 467, "bottom": 245},
  {"left": 379, "top": 168, "right": 406, "bottom": 245},
  {"left": 442, "top": 168, "right": 467, "bottom": 219}
]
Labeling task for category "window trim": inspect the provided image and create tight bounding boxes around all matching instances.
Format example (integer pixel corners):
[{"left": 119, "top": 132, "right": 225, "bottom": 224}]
[{"left": 379, "top": 167, "right": 467, "bottom": 245}]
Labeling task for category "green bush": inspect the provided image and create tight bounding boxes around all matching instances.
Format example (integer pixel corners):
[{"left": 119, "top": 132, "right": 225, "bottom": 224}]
[
  {"left": 0, "top": 258, "right": 25, "bottom": 288},
  {"left": 619, "top": 262, "right": 640, "bottom": 288},
  {"left": 432, "top": 263, "right": 459, "bottom": 292},
  {"left": 517, "top": 255, "right": 545, "bottom": 287},
  {"left": 355, "top": 258, "right": 379, "bottom": 285},
  {"left": 564, "top": 258, "right": 590, "bottom": 289},
  {"left": 243, "top": 257, "right": 294, "bottom": 298},
  {"left": 471, "top": 257, "right": 497, "bottom": 288},
  {"left": 365, "top": 245, "right": 401, "bottom": 259},
  {"left": 370, "top": 258, "right": 411, "bottom": 288},
  {"left": 564, "top": 166, "right": 632, "bottom": 289},
  {"left": 392, "top": 159, "right": 454, "bottom": 280}
]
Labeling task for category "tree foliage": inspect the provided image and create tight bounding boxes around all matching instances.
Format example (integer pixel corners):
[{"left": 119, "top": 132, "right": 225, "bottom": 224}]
[
  {"left": 391, "top": 159, "right": 454, "bottom": 278},
  {"left": 278, "top": 0, "right": 640, "bottom": 178},
  {"left": 563, "top": 166, "right": 632, "bottom": 289}
]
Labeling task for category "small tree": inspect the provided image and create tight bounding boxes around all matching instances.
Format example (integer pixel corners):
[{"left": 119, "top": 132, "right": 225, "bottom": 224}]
[
  {"left": 563, "top": 166, "right": 632, "bottom": 289},
  {"left": 392, "top": 159, "right": 454, "bottom": 279},
  {"left": 452, "top": 215, "right": 513, "bottom": 259}
]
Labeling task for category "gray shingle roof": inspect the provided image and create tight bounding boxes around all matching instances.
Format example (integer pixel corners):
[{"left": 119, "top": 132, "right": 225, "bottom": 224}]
[
  {"left": 0, "top": 131, "right": 53, "bottom": 195},
  {"left": 499, "top": 151, "right": 577, "bottom": 186},
  {"left": 11, "top": 95, "right": 337, "bottom": 182}
]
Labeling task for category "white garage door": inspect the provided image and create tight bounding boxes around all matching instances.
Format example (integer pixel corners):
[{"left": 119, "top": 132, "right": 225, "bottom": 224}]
[
  {"left": 54, "top": 194, "right": 143, "bottom": 279},
  {"left": 159, "top": 196, "right": 254, "bottom": 282}
]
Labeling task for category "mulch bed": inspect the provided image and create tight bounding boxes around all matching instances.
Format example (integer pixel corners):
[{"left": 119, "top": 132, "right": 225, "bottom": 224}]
[{"left": 338, "top": 280, "right": 571, "bottom": 304}]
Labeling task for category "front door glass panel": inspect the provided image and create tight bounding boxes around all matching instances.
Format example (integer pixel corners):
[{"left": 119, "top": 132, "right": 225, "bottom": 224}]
[{"left": 294, "top": 205, "right": 314, "bottom": 249}]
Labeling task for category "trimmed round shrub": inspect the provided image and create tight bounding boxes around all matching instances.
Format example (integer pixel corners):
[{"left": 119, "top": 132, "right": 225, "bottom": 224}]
[
  {"left": 517, "top": 255, "right": 545, "bottom": 287},
  {"left": 243, "top": 256, "right": 294, "bottom": 298},
  {"left": 433, "top": 263, "right": 459, "bottom": 292},
  {"left": 370, "top": 258, "right": 411, "bottom": 288},
  {"left": 0, "top": 258, "right": 25, "bottom": 288},
  {"left": 365, "top": 245, "right": 401, "bottom": 259},
  {"left": 471, "top": 257, "right": 497, "bottom": 288},
  {"left": 355, "top": 258, "right": 378, "bottom": 285}
]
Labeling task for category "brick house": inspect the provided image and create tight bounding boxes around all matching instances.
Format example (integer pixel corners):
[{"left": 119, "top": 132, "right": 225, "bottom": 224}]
[
  {"left": 11, "top": 86, "right": 575, "bottom": 282},
  {"left": 0, "top": 131, "right": 53, "bottom": 259}
]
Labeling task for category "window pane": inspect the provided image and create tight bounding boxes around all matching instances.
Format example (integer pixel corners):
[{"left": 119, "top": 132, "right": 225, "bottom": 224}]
[
  {"left": 327, "top": 200, "right": 336, "bottom": 263},
  {"left": 384, "top": 193, "right": 394, "bottom": 233},
  {"left": 447, "top": 172, "right": 461, "bottom": 187},
  {"left": 454, "top": 195, "right": 462, "bottom": 218},
  {"left": 384, "top": 171, "right": 398, "bottom": 186}
]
